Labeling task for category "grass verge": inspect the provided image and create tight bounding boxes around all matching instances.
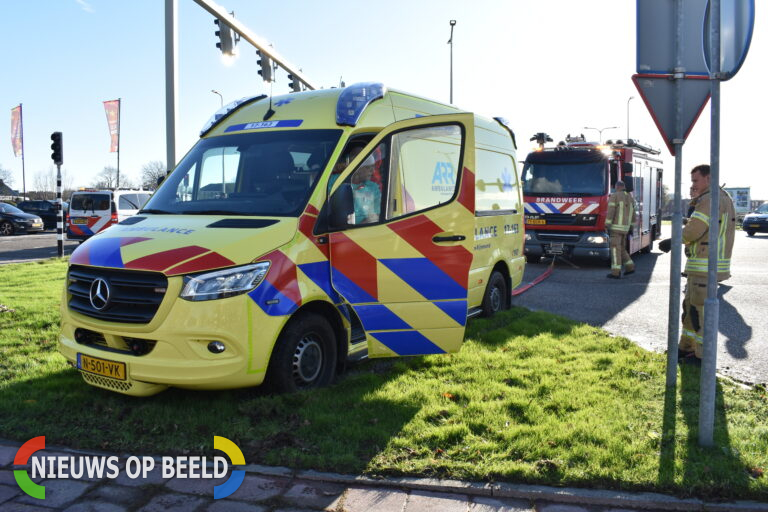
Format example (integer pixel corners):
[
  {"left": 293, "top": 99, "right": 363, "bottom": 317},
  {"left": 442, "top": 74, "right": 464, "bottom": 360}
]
[{"left": 1, "top": 259, "right": 766, "bottom": 500}]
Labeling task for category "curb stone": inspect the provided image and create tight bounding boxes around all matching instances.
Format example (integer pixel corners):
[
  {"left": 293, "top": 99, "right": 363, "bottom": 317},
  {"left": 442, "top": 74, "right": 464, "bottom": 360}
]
[{"left": 1, "top": 439, "right": 766, "bottom": 511}]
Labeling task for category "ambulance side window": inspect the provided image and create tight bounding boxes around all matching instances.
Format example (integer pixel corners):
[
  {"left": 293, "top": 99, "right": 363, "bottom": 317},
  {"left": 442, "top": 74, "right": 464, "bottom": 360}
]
[
  {"left": 386, "top": 124, "right": 462, "bottom": 220},
  {"left": 198, "top": 148, "right": 240, "bottom": 199},
  {"left": 176, "top": 164, "right": 197, "bottom": 202}
]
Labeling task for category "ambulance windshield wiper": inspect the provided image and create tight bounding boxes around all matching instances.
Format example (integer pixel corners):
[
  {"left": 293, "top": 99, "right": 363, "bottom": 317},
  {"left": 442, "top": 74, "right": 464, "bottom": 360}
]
[{"left": 139, "top": 208, "right": 177, "bottom": 214}]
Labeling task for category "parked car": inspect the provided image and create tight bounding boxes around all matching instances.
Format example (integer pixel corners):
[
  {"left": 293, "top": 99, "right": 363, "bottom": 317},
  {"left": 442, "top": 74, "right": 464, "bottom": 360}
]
[
  {"left": 67, "top": 190, "right": 151, "bottom": 241},
  {"left": 0, "top": 202, "right": 44, "bottom": 236},
  {"left": 742, "top": 203, "right": 768, "bottom": 237},
  {"left": 16, "top": 199, "right": 68, "bottom": 230}
]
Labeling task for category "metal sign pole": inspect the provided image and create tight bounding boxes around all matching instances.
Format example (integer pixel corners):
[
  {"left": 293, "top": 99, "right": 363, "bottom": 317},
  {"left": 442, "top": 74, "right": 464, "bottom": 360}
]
[
  {"left": 699, "top": 0, "right": 721, "bottom": 448},
  {"left": 665, "top": 0, "right": 685, "bottom": 388}
]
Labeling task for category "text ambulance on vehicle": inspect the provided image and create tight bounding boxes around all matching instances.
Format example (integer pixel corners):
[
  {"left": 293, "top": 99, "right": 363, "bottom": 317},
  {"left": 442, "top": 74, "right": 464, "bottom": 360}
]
[
  {"left": 521, "top": 134, "right": 663, "bottom": 264},
  {"left": 58, "top": 83, "right": 525, "bottom": 396}
]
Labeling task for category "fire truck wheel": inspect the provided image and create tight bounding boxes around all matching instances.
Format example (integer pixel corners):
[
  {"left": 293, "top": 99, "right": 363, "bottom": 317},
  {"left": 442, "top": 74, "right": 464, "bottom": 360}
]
[
  {"left": 266, "top": 312, "right": 337, "bottom": 393},
  {"left": 481, "top": 271, "right": 507, "bottom": 317},
  {"left": 525, "top": 255, "right": 540, "bottom": 264}
]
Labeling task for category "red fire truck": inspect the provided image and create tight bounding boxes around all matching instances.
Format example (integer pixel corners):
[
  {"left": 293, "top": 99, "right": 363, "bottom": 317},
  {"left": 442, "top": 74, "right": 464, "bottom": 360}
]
[{"left": 521, "top": 134, "right": 663, "bottom": 264}]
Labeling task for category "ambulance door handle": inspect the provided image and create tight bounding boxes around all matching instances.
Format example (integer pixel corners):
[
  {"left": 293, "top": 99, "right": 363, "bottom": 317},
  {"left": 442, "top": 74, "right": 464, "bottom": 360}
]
[{"left": 432, "top": 235, "right": 466, "bottom": 243}]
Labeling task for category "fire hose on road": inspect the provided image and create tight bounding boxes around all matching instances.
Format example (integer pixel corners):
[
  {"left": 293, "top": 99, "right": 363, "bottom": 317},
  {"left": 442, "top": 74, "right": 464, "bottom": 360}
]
[{"left": 511, "top": 259, "right": 555, "bottom": 296}]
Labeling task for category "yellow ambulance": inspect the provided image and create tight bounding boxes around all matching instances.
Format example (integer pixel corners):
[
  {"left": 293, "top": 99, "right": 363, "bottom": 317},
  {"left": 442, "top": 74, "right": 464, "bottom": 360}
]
[{"left": 58, "top": 83, "right": 525, "bottom": 396}]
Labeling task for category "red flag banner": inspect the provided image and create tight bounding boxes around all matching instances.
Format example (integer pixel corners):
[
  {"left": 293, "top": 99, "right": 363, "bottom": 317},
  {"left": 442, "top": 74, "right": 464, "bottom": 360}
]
[
  {"left": 10, "top": 105, "right": 22, "bottom": 157},
  {"left": 103, "top": 99, "right": 120, "bottom": 153}
]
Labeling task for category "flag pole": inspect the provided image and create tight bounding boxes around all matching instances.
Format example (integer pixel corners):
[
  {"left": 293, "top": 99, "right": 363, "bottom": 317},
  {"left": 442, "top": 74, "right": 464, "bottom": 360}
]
[
  {"left": 20, "top": 104, "right": 27, "bottom": 199},
  {"left": 117, "top": 98, "right": 121, "bottom": 189}
]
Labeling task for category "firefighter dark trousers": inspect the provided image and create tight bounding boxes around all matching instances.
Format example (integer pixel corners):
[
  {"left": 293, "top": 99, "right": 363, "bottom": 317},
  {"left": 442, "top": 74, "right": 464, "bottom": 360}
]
[
  {"left": 609, "top": 232, "right": 634, "bottom": 276},
  {"left": 680, "top": 275, "right": 707, "bottom": 358}
]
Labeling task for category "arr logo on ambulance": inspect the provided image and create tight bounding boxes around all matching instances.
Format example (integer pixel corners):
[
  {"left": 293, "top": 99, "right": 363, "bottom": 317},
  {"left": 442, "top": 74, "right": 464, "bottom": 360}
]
[{"left": 13, "top": 435, "right": 245, "bottom": 500}]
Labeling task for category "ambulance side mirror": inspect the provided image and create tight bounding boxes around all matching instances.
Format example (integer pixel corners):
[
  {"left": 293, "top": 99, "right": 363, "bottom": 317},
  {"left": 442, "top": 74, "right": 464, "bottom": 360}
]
[{"left": 316, "top": 183, "right": 354, "bottom": 234}]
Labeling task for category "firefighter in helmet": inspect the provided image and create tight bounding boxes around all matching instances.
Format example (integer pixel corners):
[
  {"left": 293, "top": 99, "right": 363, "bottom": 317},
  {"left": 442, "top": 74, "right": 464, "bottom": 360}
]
[
  {"left": 605, "top": 180, "right": 636, "bottom": 279},
  {"left": 678, "top": 164, "right": 736, "bottom": 361}
]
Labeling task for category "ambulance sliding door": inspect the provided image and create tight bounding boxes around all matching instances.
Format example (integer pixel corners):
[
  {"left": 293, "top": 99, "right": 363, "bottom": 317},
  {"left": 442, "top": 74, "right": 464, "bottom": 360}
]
[{"left": 327, "top": 114, "right": 476, "bottom": 357}]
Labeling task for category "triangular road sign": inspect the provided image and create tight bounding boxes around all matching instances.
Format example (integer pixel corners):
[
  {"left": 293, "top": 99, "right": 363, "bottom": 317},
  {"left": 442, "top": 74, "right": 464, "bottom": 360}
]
[{"left": 632, "top": 74, "right": 710, "bottom": 156}]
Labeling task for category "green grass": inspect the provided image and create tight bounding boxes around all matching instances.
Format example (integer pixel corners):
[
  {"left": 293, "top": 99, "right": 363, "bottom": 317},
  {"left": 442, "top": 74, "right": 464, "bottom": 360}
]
[{"left": 1, "top": 260, "right": 767, "bottom": 500}]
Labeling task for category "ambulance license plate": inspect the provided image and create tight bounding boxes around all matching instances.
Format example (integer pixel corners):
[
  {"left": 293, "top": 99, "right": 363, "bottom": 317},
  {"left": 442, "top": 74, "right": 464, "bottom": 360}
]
[
  {"left": 72, "top": 218, "right": 87, "bottom": 225},
  {"left": 77, "top": 354, "right": 126, "bottom": 381},
  {"left": 546, "top": 242, "right": 564, "bottom": 255},
  {"left": 528, "top": 219, "right": 546, "bottom": 225}
]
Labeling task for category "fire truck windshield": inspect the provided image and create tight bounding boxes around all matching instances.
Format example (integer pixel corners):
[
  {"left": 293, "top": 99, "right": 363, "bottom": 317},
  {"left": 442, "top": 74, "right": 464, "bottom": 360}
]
[{"left": 521, "top": 161, "right": 606, "bottom": 197}]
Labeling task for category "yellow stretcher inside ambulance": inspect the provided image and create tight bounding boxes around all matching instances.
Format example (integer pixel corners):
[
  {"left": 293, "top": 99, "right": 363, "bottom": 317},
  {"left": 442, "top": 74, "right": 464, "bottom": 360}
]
[{"left": 58, "top": 83, "right": 526, "bottom": 396}]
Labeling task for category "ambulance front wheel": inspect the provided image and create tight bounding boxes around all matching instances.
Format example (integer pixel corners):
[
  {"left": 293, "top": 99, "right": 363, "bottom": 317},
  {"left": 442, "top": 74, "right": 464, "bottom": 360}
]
[
  {"left": 481, "top": 271, "right": 508, "bottom": 317},
  {"left": 266, "top": 312, "right": 337, "bottom": 393}
]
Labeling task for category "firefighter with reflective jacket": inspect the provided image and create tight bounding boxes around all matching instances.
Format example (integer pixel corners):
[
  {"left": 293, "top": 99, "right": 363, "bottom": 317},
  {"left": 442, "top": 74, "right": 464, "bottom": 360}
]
[
  {"left": 678, "top": 164, "right": 736, "bottom": 361},
  {"left": 605, "top": 180, "right": 636, "bottom": 279}
]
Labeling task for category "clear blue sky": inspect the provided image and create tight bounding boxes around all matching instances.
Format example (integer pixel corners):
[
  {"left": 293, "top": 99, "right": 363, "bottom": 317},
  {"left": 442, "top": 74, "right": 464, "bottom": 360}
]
[{"left": 1, "top": 0, "right": 765, "bottom": 198}]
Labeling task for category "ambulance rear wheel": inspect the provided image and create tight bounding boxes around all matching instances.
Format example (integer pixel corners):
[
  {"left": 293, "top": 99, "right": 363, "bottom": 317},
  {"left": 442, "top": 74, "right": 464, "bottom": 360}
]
[
  {"left": 481, "top": 271, "right": 507, "bottom": 317},
  {"left": 266, "top": 312, "right": 337, "bottom": 393}
]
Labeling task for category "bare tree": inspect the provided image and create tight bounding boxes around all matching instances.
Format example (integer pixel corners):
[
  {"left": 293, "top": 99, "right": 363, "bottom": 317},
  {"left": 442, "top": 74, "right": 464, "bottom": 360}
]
[
  {"left": 32, "top": 167, "right": 74, "bottom": 200},
  {"left": 92, "top": 166, "right": 135, "bottom": 189},
  {"left": 140, "top": 160, "right": 167, "bottom": 190},
  {"left": 0, "top": 164, "right": 13, "bottom": 187}
]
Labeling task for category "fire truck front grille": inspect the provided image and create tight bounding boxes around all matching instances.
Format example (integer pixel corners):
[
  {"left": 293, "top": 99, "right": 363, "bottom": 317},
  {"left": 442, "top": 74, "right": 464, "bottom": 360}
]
[
  {"left": 67, "top": 265, "right": 167, "bottom": 324},
  {"left": 537, "top": 232, "right": 581, "bottom": 242},
  {"left": 542, "top": 214, "right": 576, "bottom": 225}
]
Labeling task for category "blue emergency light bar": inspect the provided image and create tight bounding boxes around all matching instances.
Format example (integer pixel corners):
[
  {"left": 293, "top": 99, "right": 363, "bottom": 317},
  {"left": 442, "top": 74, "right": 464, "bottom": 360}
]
[
  {"left": 335, "top": 82, "right": 386, "bottom": 127},
  {"left": 200, "top": 95, "right": 267, "bottom": 137}
]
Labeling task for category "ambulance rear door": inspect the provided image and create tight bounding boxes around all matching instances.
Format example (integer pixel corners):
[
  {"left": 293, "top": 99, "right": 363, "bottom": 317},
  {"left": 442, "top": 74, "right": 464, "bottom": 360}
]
[{"left": 326, "top": 114, "right": 476, "bottom": 357}]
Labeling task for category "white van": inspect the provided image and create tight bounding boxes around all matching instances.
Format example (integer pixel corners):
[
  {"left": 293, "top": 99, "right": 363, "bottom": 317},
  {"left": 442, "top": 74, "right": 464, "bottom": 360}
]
[{"left": 67, "top": 189, "right": 151, "bottom": 241}]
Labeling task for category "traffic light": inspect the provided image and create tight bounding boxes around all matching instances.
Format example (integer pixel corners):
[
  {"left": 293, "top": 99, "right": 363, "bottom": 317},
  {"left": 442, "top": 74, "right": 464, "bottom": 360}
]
[
  {"left": 214, "top": 17, "right": 236, "bottom": 56},
  {"left": 257, "top": 50, "right": 273, "bottom": 82},
  {"left": 287, "top": 74, "right": 301, "bottom": 93},
  {"left": 50, "top": 132, "right": 63, "bottom": 166}
]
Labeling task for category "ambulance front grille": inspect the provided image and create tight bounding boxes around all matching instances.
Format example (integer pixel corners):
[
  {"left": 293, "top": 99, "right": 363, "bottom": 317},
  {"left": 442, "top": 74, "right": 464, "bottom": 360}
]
[{"left": 67, "top": 265, "right": 167, "bottom": 324}]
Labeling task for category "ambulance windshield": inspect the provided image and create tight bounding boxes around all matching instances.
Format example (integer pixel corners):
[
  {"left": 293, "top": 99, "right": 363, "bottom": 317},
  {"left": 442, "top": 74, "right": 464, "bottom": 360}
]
[
  {"left": 142, "top": 130, "right": 342, "bottom": 217},
  {"left": 521, "top": 161, "right": 606, "bottom": 197}
]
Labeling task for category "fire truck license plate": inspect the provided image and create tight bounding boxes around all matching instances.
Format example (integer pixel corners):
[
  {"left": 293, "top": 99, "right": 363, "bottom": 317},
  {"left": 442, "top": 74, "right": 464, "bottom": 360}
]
[
  {"left": 77, "top": 354, "right": 126, "bottom": 380},
  {"left": 528, "top": 219, "right": 546, "bottom": 225},
  {"left": 546, "top": 243, "right": 564, "bottom": 255}
]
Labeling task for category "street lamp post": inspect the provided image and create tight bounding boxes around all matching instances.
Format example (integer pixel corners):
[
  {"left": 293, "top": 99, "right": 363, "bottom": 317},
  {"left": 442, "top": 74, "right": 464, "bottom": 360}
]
[
  {"left": 211, "top": 90, "right": 225, "bottom": 194},
  {"left": 583, "top": 126, "right": 618, "bottom": 144},
  {"left": 626, "top": 96, "right": 635, "bottom": 140},
  {"left": 448, "top": 20, "right": 456, "bottom": 104},
  {"left": 211, "top": 89, "right": 223, "bottom": 108}
]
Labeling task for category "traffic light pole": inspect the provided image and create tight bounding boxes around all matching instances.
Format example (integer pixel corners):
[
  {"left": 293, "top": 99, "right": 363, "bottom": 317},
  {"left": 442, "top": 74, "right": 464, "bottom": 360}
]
[
  {"left": 192, "top": 0, "right": 316, "bottom": 91},
  {"left": 56, "top": 163, "right": 63, "bottom": 258}
]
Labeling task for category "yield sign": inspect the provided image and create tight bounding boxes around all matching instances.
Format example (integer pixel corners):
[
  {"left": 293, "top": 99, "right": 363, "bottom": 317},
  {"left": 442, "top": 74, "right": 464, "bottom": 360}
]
[{"left": 632, "top": 74, "right": 710, "bottom": 156}]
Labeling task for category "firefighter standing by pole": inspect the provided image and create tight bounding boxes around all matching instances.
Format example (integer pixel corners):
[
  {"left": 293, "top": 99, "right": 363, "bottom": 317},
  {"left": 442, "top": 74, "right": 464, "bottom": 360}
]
[
  {"left": 605, "top": 180, "right": 636, "bottom": 279},
  {"left": 677, "top": 164, "right": 736, "bottom": 362}
]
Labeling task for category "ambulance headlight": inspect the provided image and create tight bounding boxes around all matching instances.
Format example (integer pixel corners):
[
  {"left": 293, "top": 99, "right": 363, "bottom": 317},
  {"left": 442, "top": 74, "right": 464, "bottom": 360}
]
[
  {"left": 587, "top": 235, "right": 607, "bottom": 244},
  {"left": 180, "top": 262, "right": 270, "bottom": 301}
]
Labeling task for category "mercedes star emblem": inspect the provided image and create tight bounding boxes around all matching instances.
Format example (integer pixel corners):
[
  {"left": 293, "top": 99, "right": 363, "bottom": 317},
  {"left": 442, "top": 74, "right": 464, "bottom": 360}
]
[{"left": 89, "top": 278, "right": 111, "bottom": 311}]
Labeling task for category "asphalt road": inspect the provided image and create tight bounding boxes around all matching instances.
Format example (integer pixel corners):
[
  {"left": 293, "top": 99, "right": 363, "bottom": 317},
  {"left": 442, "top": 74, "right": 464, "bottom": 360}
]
[
  {"left": 0, "top": 232, "right": 78, "bottom": 264},
  {"left": 515, "top": 226, "right": 768, "bottom": 386}
]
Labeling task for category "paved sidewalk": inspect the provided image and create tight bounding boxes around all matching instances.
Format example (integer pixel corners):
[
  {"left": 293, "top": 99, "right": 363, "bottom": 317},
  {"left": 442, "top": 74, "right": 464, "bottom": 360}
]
[{"left": 2, "top": 441, "right": 767, "bottom": 512}]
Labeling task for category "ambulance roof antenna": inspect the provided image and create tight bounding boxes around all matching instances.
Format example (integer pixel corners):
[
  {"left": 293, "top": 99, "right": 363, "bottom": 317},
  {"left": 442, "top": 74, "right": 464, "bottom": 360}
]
[{"left": 263, "top": 72, "right": 275, "bottom": 120}]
